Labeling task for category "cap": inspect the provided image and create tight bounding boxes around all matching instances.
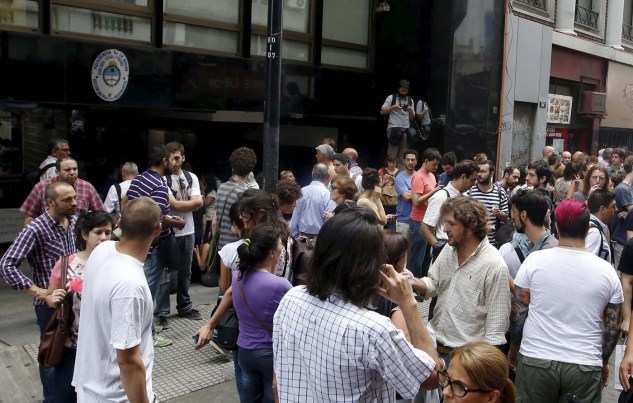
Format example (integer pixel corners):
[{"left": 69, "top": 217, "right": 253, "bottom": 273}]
[
  {"left": 398, "top": 79, "right": 410, "bottom": 88},
  {"left": 315, "top": 144, "right": 334, "bottom": 160}
]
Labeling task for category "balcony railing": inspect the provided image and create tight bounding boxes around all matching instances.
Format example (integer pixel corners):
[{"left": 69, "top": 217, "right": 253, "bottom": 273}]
[
  {"left": 624, "top": 24, "right": 633, "bottom": 41},
  {"left": 575, "top": 4, "right": 599, "bottom": 30},
  {"left": 92, "top": 13, "right": 134, "bottom": 34},
  {"left": 514, "top": 0, "right": 547, "bottom": 12}
]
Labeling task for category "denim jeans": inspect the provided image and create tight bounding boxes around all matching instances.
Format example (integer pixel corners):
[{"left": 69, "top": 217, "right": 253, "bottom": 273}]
[
  {"left": 238, "top": 348, "right": 274, "bottom": 403},
  {"left": 144, "top": 248, "right": 168, "bottom": 336},
  {"left": 408, "top": 220, "right": 428, "bottom": 278},
  {"left": 233, "top": 349, "right": 244, "bottom": 399},
  {"left": 34, "top": 304, "right": 55, "bottom": 403},
  {"left": 52, "top": 347, "right": 77, "bottom": 403},
  {"left": 156, "top": 234, "right": 194, "bottom": 316}
]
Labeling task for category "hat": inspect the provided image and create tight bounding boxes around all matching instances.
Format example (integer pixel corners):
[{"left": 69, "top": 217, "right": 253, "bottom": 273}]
[
  {"left": 398, "top": 79, "right": 410, "bottom": 88},
  {"left": 315, "top": 144, "right": 334, "bottom": 160}
]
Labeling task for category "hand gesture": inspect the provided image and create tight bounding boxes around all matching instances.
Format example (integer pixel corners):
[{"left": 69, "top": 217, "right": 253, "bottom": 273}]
[
  {"left": 194, "top": 322, "right": 214, "bottom": 350},
  {"left": 45, "top": 288, "right": 68, "bottom": 309},
  {"left": 377, "top": 264, "right": 414, "bottom": 306}
]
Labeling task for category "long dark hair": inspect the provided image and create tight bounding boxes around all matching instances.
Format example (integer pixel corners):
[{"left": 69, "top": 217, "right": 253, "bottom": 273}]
[
  {"left": 75, "top": 211, "right": 114, "bottom": 251},
  {"left": 304, "top": 206, "right": 386, "bottom": 308},
  {"left": 239, "top": 189, "right": 289, "bottom": 241},
  {"left": 236, "top": 223, "right": 281, "bottom": 279}
]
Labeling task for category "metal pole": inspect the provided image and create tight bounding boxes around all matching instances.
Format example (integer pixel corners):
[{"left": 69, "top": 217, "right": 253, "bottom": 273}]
[{"left": 262, "top": 0, "right": 283, "bottom": 192}]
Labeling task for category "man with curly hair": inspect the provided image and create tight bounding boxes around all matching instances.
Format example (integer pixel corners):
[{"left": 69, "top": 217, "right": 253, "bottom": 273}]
[
  {"left": 410, "top": 196, "right": 511, "bottom": 365},
  {"left": 217, "top": 147, "right": 258, "bottom": 250}
]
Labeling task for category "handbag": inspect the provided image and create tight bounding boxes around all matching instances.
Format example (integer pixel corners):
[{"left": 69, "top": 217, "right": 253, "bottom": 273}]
[
  {"left": 158, "top": 230, "right": 181, "bottom": 271},
  {"left": 38, "top": 255, "right": 73, "bottom": 368},
  {"left": 211, "top": 297, "right": 239, "bottom": 351}
]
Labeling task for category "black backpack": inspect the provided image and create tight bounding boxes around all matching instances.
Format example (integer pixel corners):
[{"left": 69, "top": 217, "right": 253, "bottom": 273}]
[
  {"left": 21, "top": 162, "right": 56, "bottom": 195},
  {"left": 165, "top": 170, "right": 193, "bottom": 196},
  {"left": 589, "top": 218, "right": 612, "bottom": 263}
]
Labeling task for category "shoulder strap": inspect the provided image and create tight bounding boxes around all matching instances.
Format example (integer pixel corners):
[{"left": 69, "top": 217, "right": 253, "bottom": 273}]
[
  {"left": 390, "top": 93, "right": 397, "bottom": 106},
  {"left": 114, "top": 183, "right": 122, "bottom": 203},
  {"left": 39, "top": 162, "right": 56, "bottom": 176},
  {"left": 237, "top": 279, "right": 272, "bottom": 335},
  {"left": 496, "top": 185, "right": 503, "bottom": 205},
  {"left": 183, "top": 170, "right": 193, "bottom": 188},
  {"left": 589, "top": 218, "right": 608, "bottom": 260},
  {"left": 443, "top": 188, "right": 450, "bottom": 199},
  {"left": 165, "top": 175, "right": 174, "bottom": 195},
  {"left": 514, "top": 246, "right": 525, "bottom": 263}
]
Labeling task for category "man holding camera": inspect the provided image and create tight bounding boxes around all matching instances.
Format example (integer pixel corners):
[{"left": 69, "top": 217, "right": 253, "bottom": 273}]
[{"left": 381, "top": 79, "right": 415, "bottom": 170}]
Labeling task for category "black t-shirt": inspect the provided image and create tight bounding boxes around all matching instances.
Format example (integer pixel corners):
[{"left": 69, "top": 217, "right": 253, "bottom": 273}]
[{"left": 618, "top": 237, "right": 633, "bottom": 275}]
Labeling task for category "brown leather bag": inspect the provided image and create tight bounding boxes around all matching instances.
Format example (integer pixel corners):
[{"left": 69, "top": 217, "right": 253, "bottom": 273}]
[{"left": 38, "top": 255, "right": 73, "bottom": 368}]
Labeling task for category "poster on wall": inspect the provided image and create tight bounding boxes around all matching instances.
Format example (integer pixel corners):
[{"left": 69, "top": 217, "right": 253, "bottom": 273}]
[{"left": 547, "top": 94, "right": 573, "bottom": 124}]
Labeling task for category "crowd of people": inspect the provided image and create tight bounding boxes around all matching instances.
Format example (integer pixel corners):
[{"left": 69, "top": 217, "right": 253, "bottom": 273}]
[{"left": 4, "top": 133, "right": 633, "bottom": 403}]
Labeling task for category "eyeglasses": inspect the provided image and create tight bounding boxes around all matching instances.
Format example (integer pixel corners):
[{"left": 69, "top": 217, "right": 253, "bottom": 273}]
[{"left": 438, "top": 370, "right": 491, "bottom": 398}]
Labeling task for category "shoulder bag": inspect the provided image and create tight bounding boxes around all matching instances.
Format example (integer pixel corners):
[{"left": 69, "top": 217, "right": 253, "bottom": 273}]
[
  {"left": 237, "top": 279, "right": 272, "bottom": 336},
  {"left": 210, "top": 298, "right": 239, "bottom": 351},
  {"left": 38, "top": 255, "right": 73, "bottom": 368}
]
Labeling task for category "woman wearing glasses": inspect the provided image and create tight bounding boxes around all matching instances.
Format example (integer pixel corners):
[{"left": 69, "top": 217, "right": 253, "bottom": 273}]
[
  {"left": 440, "top": 342, "right": 516, "bottom": 403},
  {"left": 323, "top": 175, "right": 357, "bottom": 221}
]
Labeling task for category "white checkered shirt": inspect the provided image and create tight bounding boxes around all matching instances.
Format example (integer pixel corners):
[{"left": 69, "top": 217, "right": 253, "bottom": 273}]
[
  {"left": 422, "top": 238, "right": 511, "bottom": 347},
  {"left": 273, "top": 286, "right": 436, "bottom": 402}
]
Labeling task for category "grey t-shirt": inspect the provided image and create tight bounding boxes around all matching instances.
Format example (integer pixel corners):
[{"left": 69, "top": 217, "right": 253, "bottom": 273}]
[{"left": 382, "top": 94, "right": 412, "bottom": 129}]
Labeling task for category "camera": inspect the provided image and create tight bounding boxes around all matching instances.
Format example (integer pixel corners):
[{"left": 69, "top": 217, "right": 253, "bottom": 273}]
[{"left": 400, "top": 102, "right": 409, "bottom": 111}]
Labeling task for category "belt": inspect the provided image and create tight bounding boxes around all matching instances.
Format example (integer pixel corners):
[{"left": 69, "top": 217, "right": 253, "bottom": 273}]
[{"left": 437, "top": 343, "right": 454, "bottom": 355}]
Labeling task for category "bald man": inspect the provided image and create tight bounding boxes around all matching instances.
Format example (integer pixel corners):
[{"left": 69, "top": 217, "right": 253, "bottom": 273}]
[{"left": 542, "top": 146, "right": 555, "bottom": 162}]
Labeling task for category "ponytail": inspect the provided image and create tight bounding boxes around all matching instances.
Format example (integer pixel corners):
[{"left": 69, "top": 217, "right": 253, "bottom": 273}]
[{"left": 499, "top": 378, "right": 517, "bottom": 403}]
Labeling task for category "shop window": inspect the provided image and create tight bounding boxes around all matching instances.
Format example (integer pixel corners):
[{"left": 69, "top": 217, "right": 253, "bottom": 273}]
[
  {"left": 51, "top": 5, "right": 152, "bottom": 43},
  {"left": 623, "top": 0, "right": 633, "bottom": 46},
  {"left": 252, "top": 0, "right": 311, "bottom": 34},
  {"left": 164, "top": 22, "right": 239, "bottom": 54},
  {"left": 0, "top": 0, "right": 39, "bottom": 32},
  {"left": 321, "top": 46, "right": 367, "bottom": 69},
  {"left": 574, "top": 0, "right": 606, "bottom": 38},
  {"left": 251, "top": 34, "right": 310, "bottom": 62},
  {"left": 510, "top": 0, "right": 554, "bottom": 23},
  {"left": 164, "top": 0, "right": 239, "bottom": 24},
  {"left": 321, "top": 0, "right": 370, "bottom": 70}
]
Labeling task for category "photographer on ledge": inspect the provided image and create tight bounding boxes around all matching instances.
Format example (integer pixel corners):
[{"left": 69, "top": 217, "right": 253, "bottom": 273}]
[{"left": 381, "top": 79, "right": 415, "bottom": 170}]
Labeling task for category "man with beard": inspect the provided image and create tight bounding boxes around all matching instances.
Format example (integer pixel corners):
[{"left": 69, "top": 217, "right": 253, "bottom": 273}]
[
  {"left": 468, "top": 160, "right": 509, "bottom": 247},
  {"left": 410, "top": 197, "right": 511, "bottom": 365},
  {"left": 20, "top": 156, "right": 104, "bottom": 226},
  {"left": 0, "top": 181, "right": 78, "bottom": 402},
  {"left": 494, "top": 166, "right": 521, "bottom": 200},
  {"left": 503, "top": 189, "right": 558, "bottom": 278},
  {"left": 121, "top": 145, "right": 185, "bottom": 348}
]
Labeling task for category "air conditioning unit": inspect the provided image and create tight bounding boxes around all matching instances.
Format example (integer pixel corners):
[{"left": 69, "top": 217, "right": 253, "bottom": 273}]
[
  {"left": 287, "top": 0, "right": 307, "bottom": 10},
  {"left": 580, "top": 91, "right": 607, "bottom": 115}
]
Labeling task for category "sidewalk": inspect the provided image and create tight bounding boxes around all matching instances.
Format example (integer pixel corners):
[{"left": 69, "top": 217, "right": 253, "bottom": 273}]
[{"left": 0, "top": 273, "right": 623, "bottom": 402}]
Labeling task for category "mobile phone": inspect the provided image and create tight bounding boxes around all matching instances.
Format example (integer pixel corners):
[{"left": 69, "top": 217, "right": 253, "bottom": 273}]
[{"left": 192, "top": 335, "right": 199, "bottom": 344}]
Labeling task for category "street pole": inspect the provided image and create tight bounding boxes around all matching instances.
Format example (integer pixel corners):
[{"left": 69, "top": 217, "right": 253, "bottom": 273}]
[{"left": 262, "top": 0, "right": 283, "bottom": 192}]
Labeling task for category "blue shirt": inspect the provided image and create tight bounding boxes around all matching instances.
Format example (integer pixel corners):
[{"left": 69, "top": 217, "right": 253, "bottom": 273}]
[
  {"left": 438, "top": 172, "right": 451, "bottom": 186},
  {"left": 395, "top": 171, "right": 414, "bottom": 223},
  {"left": 290, "top": 181, "right": 335, "bottom": 237}
]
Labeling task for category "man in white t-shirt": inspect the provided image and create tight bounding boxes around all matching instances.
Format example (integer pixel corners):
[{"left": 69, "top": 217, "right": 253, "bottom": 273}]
[
  {"left": 73, "top": 196, "right": 161, "bottom": 403},
  {"left": 155, "top": 142, "right": 204, "bottom": 323},
  {"left": 103, "top": 162, "right": 139, "bottom": 216},
  {"left": 510, "top": 199, "right": 623, "bottom": 402}
]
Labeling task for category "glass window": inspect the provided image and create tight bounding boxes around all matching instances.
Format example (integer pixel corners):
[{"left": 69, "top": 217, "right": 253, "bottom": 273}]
[
  {"left": 0, "top": 0, "right": 39, "bottom": 30},
  {"left": 164, "top": 22, "right": 239, "bottom": 53},
  {"left": 251, "top": 34, "right": 309, "bottom": 62},
  {"left": 51, "top": 5, "right": 151, "bottom": 42},
  {"left": 321, "top": 46, "right": 367, "bottom": 69},
  {"left": 164, "top": 0, "right": 239, "bottom": 24},
  {"left": 322, "top": 0, "right": 369, "bottom": 45},
  {"left": 105, "top": 0, "right": 149, "bottom": 6},
  {"left": 252, "top": 0, "right": 310, "bottom": 33}
]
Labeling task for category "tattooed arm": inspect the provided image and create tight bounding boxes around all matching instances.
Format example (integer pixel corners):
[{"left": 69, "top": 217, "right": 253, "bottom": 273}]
[
  {"left": 602, "top": 302, "right": 622, "bottom": 364},
  {"left": 510, "top": 285, "right": 530, "bottom": 346},
  {"left": 508, "top": 285, "right": 530, "bottom": 371}
]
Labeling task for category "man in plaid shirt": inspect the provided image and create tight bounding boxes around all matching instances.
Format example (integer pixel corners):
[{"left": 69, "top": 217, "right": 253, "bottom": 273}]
[
  {"left": 0, "top": 181, "right": 77, "bottom": 403},
  {"left": 20, "top": 156, "right": 104, "bottom": 226}
]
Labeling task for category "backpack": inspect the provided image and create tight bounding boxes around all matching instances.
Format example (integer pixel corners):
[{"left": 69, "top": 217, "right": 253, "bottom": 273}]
[
  {"left": 468, "top": 185, "right": 511, "bottom": 246},
  {"left": 380, "top": 170, "right": 399, "bottom": 207},
  {"left": 21, "top": 162, "right": 56, "bottom": 194},
  {"left": 589, "top": 218, "right": 611, "bottom": 263},
  {"left": 165, "top": 170, "right": 193, "bottom": 196}
]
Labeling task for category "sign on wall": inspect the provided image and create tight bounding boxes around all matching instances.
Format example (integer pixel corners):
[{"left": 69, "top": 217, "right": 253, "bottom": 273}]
[
  {"left": 91, "top": 49, "right": 130, "bottom": 102},
  {"left": 547, "top": 94, "right": 572, "bottom": 124}
]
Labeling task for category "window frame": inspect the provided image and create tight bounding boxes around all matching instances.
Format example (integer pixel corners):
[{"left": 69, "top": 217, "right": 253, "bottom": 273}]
[
  {"left": 510, "top": 0, "right": 555, "bottom": 24},
  {"left": 573, "top": 0, "right": 606, "bottom": 40}
]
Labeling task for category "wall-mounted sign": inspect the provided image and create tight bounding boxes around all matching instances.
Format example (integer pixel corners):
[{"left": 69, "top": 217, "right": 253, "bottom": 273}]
[
  {"left": 547, "top": 94, "right": 572, "bottom": 124},
  {"left": 91, "top": 49, "right": 129, "bottom": 102}
]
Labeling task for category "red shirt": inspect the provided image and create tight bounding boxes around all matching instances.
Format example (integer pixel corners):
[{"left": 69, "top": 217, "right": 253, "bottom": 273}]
[
  {"left": 410, "top": 170, "right": 436, "bottom": 222},
  {"left": 19, "top": 177, "right": 105, "bottom": 218}
]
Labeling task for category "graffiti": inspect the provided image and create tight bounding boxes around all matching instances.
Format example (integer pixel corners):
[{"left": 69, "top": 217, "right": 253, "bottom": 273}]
[{"left": 511, "top": 112, "right": 531, "bottom": 166}]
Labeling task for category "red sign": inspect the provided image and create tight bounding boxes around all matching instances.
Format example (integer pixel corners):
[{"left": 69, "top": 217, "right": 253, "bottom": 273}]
[{"left": 546, "top": 127, "right": 567, "bottom": 138}]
